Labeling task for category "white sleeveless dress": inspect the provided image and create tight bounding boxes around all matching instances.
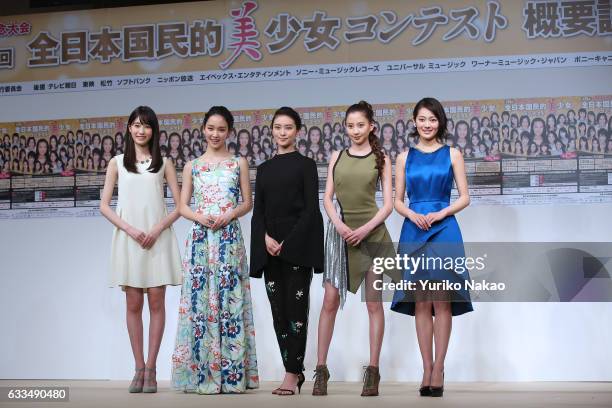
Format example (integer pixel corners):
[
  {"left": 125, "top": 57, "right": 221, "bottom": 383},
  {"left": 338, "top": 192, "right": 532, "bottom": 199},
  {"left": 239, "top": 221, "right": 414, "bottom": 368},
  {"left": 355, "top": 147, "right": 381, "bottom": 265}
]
[{"left": 109, "top": 154, "right": 182, "bottom": 290}]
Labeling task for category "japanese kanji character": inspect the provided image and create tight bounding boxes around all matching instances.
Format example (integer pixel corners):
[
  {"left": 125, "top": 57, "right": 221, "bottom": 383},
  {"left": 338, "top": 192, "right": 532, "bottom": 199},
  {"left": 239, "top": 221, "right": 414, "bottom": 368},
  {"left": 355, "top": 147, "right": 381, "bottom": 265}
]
[
  {"left": 6, "top": 23, "right": 18, "bottom": 36},
  {"left": 89, "top": 26, "right": 122, "bottom": 63},
  {"left": 264, "top": 13, "right": 303, "bottom": 53},
  {"left": 27, "top": 31, "right": 60, "bottom": 67},
  {"left": 123, "top": 25, "right": 155, "bottom": 60},
  {"left": 484, "top": 0, "right": 508, "bottom": 42},
  {"left": 0, "top": 48, "right": 14, "bottom": 69},
  {"left": 561, "top": 0, "right": 597, "bottom": 36},
  {"left": 61, "top": 31, "right": 87, "bottom": 64},
  {"left": 18, "top": 22, "right": 31, "bottom": 35},
  {"left": 344, "top": 15, "right": 378, "bottom": 42},
  {"left": 522, "top": 1, "right": 562, "bottom": 38},
  {"left": 377, "top": 11, "right": 413, "bottom": 43},
  {"left": 220, "top": 0, "right": 262, "bottom": 69},
  {"left": 190, "top": 19, "right": 223, "bottom": 56},
  {"left": 157, "top": 22, "right": 188, "bottom": 58},
  {"left": 0, "top": 24, "right": 6, "bottom": 37},
  {"left": 597, "top": 0, "right": 612, "bottom": 34},
  {"left": 443, "top": 6, "right": 479, "bottom": 40},
  {"left": 302, "top": 11, "right": 341, "bottom": 51},
  {"left": 412, "top": 6, "right": 448, "bottom": 46}
]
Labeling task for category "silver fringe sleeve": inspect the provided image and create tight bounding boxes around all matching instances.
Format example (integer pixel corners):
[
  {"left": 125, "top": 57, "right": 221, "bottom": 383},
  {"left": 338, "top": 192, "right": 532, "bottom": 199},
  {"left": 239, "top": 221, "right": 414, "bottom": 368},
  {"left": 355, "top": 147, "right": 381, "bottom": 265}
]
[{"left": 322, "top": 201, "right": 348, "bottom": 309}]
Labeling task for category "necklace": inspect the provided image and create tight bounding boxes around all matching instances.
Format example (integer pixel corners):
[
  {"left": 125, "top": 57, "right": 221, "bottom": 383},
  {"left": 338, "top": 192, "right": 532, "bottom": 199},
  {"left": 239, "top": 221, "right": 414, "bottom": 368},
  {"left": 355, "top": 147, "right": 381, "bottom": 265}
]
[{"left": 137, "top": 156, "right": 151, "bottom": 164}]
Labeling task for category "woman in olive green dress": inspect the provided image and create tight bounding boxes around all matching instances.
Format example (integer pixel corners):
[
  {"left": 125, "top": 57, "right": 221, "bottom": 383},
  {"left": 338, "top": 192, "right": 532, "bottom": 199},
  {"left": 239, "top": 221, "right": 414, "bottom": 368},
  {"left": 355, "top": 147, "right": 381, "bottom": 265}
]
[{"left": 313, "top": 101, "right": 396, "bottom": 397}]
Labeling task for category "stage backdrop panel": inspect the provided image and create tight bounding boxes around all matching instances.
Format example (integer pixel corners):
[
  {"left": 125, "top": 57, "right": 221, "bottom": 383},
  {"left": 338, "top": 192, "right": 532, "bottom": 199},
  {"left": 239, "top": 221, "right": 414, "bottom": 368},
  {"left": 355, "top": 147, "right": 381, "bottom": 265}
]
[{"left": 1, "top": 0, "right": 611, "bottom": 382}]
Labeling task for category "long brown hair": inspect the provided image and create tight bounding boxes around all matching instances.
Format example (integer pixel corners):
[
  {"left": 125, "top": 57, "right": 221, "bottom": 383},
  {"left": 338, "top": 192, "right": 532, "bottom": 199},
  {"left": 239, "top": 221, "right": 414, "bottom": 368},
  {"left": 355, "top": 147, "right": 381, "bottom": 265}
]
[{"left": 345, "top": 100, "right": 385, "bottom": 179}]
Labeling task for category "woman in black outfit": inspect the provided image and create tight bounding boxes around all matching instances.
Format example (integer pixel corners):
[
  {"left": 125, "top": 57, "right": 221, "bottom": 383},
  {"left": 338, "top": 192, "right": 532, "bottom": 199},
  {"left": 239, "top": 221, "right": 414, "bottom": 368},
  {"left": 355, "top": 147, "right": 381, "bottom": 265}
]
[{"left": 250, "top": 107, "right": 324, "bottom": 396}]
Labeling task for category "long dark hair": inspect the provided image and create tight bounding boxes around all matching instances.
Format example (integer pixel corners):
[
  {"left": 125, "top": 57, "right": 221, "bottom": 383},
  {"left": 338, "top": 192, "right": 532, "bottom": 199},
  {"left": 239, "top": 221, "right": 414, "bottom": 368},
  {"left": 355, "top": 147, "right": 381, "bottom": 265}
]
[
  {"left": 101, "top": 135, "right": 115, "bottom": 157},
  {"left": 455, "top": 120, "right": 471, "bottom": 140},
  {"left": 124, "top": 106, "right": 162, "bottom": 174},
  {"left": 345, "top": 100, "right": 385, "bottom": 179},
  {"left": 410, "top": 97, "right": 449, "bottom": 144}
]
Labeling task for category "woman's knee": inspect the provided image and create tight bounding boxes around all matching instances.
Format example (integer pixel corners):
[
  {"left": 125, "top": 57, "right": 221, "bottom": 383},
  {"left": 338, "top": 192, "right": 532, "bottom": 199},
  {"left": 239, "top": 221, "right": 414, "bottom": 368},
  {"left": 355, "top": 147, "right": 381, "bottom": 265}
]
[
  {"left": 147, "top": 288, "right": 166, "bottom": 313},
  {"left": 366, "top": 301, "right": 382, "bottom": 314},
  {"left": 415, "top": 301, "right": 432, "bottom": 314},
  {"left": 126, "top": 292, "right": 144, "bottom": 313},
  {"left": 432, "top": 300, "right": 451, "bottom": 314},
  {"left": 322, "top": 293, "right": 340, "bottom": 313}
]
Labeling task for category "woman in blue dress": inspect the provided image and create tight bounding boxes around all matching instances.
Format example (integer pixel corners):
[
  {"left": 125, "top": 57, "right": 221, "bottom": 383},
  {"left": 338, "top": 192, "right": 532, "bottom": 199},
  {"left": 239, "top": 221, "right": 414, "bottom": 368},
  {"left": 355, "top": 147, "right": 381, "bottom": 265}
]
[{"left": 391, "top": 98, "right": 473, "bottom": 398}]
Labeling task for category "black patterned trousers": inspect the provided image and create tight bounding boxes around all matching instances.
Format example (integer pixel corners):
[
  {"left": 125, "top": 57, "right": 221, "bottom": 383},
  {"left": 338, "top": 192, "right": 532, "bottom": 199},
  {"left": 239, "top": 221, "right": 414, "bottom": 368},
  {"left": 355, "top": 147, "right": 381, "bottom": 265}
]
[{"left": 263, "top": 256, "right": 313, "bottom": 374}]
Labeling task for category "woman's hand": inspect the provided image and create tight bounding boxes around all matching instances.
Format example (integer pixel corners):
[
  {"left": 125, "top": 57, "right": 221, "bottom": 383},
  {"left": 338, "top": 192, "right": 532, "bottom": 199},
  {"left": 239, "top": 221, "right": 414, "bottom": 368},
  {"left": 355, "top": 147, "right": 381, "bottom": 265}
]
[
  {"left": 197, "top": 213, "right": 215, "bottom": 229},
  {"left": 142, "top": 224, "right": 163, "bottom": 249},
  {"left": 424, "top": 209, "right": 448, "bottom": 226},
  {"left": 126, "top": 225, "right": 147, "bottom": 248},
  {"left": 335, "top": 221, "right": 353, "bottom": 241},
  {"left": 265, "top": 233, "right": 282, "bottom": 256},
  {"left": 345, "top": 225, "right": 371, "bottom": 247},
  {"left": 211, "top": 211, "right": 234, "bottom": 231},
  {"left": 407, "top": 210, "right": 431, "bottom": 231}
]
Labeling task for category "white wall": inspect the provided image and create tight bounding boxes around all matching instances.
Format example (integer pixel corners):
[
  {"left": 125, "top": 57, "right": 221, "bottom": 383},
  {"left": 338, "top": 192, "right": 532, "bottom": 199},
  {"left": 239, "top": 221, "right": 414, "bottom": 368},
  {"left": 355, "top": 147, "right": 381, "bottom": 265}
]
[{"left": 1, "top": 65, "right": 612, "bottom": 381}]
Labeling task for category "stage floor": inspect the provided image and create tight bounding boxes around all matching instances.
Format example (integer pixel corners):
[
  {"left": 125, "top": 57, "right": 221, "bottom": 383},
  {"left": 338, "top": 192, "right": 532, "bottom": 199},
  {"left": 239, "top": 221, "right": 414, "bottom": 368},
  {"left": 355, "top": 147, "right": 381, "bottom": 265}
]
[{"left": 0, "top": 380, "right": 610, "bottom": 407}]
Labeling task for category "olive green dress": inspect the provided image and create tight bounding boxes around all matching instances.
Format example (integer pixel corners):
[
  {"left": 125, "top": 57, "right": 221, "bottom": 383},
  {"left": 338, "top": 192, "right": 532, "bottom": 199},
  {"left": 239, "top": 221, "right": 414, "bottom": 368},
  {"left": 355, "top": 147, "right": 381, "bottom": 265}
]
[{"left": 332, "top": 149, "right": 397, "bottom": 293}]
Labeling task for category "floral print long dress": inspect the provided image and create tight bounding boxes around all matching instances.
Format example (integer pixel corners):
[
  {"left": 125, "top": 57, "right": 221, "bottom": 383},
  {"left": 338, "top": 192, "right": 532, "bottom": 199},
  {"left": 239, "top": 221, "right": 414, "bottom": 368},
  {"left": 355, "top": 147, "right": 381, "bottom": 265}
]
[{"left": 172, "top": 156, "right": 259, "bottom": 394}]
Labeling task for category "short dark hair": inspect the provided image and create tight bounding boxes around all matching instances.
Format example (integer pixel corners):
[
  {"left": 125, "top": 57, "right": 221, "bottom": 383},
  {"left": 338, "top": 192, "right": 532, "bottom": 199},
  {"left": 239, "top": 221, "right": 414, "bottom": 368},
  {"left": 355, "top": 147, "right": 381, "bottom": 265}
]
[
  {"left": 411, "top": 97, "right": 448, "bottom": 143},
  {"left": 204, "top": 106, "right": 234, "bottom": 130},
  {"left": 272, "top": 106, "right": 302, "bottom": 130}
]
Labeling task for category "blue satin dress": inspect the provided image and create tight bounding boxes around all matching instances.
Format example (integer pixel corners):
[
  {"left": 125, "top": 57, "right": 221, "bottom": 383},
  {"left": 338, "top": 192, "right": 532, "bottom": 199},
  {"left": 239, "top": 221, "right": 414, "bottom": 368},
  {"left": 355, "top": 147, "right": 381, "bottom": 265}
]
[{"left": 390, "top": 145, "right": 473, "bottom": 316}]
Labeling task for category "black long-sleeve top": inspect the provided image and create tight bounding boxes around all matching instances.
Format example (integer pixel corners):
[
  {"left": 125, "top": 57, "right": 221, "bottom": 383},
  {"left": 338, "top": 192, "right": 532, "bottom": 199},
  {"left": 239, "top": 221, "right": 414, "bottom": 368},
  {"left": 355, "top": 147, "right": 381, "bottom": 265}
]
[{"left": 250, "top": 151, "right": 324, "bottom": 278}]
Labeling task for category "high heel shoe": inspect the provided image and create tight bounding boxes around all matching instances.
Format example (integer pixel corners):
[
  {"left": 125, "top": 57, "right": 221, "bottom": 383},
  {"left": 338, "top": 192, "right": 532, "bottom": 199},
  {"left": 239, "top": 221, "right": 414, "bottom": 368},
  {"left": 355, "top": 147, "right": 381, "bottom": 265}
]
[
  {"left": 142, "top": 367, "right": 157, "bottom": 393},
  {"left": 312, "top": 364, "right": 330, "bottom": 396},
  {"left": 360, "top": 365, "right": 380, "bottom": 397},
  {"left": 419, "top": 385, "right": 432, "bottom": 396},
  {"left": 297, "top": 372, "right": 305, "bottom": 394},
  {"left": 128, "top": 367, "right": 144, "bottom": 393},
  {"left": 430, "top": 372, "right": 444, "bottom": 397},
  {"left": 419, "top": 370, "right": 432, "bottom": 396},
  {"left": 276, "top": 372, "right": 305, "bottom": 396}
]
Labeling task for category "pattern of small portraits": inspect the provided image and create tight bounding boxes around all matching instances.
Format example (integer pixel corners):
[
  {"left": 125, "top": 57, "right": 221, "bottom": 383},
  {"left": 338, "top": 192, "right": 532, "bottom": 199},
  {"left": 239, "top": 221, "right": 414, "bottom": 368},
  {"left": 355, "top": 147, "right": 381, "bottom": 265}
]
[{"left": 1, "top": 108, "right": 610, "bottom": 178}]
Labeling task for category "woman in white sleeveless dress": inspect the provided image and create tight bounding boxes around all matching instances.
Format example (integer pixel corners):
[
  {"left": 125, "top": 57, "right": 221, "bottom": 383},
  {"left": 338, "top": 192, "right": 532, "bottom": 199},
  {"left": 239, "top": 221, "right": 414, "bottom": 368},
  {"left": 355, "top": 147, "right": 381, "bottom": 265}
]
[{"left": 100, "top": 106, "right": 182, "bottom": 393}]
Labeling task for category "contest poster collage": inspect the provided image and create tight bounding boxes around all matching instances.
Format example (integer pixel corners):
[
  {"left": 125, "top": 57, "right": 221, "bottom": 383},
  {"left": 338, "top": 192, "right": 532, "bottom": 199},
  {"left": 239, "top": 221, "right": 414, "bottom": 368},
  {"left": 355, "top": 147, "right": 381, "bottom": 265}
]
[{"left": 0, "top": 94, "right": 611, "bottom": 215}]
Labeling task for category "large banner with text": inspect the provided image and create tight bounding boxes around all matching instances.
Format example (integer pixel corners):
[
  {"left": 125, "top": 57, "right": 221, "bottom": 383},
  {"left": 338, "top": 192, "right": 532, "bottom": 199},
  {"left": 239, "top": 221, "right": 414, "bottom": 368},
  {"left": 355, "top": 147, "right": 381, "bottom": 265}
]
[{"left": 0, "top": 0, "right": 611, "bottom": 95}]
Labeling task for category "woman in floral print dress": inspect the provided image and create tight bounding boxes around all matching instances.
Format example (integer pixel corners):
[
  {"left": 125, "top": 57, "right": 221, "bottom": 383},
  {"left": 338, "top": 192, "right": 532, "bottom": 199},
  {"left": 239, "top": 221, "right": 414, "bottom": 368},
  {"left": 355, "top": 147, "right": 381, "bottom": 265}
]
[{"left": 172, "top": 106, "right": 259, "bottom": 394}]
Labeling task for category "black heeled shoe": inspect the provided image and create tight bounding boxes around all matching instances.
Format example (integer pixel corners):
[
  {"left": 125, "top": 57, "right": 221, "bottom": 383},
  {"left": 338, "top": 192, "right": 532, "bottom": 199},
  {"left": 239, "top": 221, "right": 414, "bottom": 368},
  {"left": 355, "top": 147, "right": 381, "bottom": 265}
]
[
  {"left": 297, "top": 372, "right": 305, "bottom": 394},
  {"left": 277, "top": 372, "right": 305, "bottom": 396},
  {"left": 430, "top": 372, "right": 444, "bottom": 397},
  {"left": 419, "top": 385, "right": 432, "bottom": 396},
  {"left": 419, "top": 370, "right": 432, "bottom": 396}
]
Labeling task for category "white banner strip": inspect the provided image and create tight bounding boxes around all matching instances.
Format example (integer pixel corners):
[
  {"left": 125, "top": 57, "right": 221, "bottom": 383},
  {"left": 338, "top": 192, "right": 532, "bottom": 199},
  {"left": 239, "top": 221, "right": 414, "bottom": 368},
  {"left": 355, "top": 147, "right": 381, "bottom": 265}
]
[{"left": 1, "top": 51, "right": 611, "bottom": 97}]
